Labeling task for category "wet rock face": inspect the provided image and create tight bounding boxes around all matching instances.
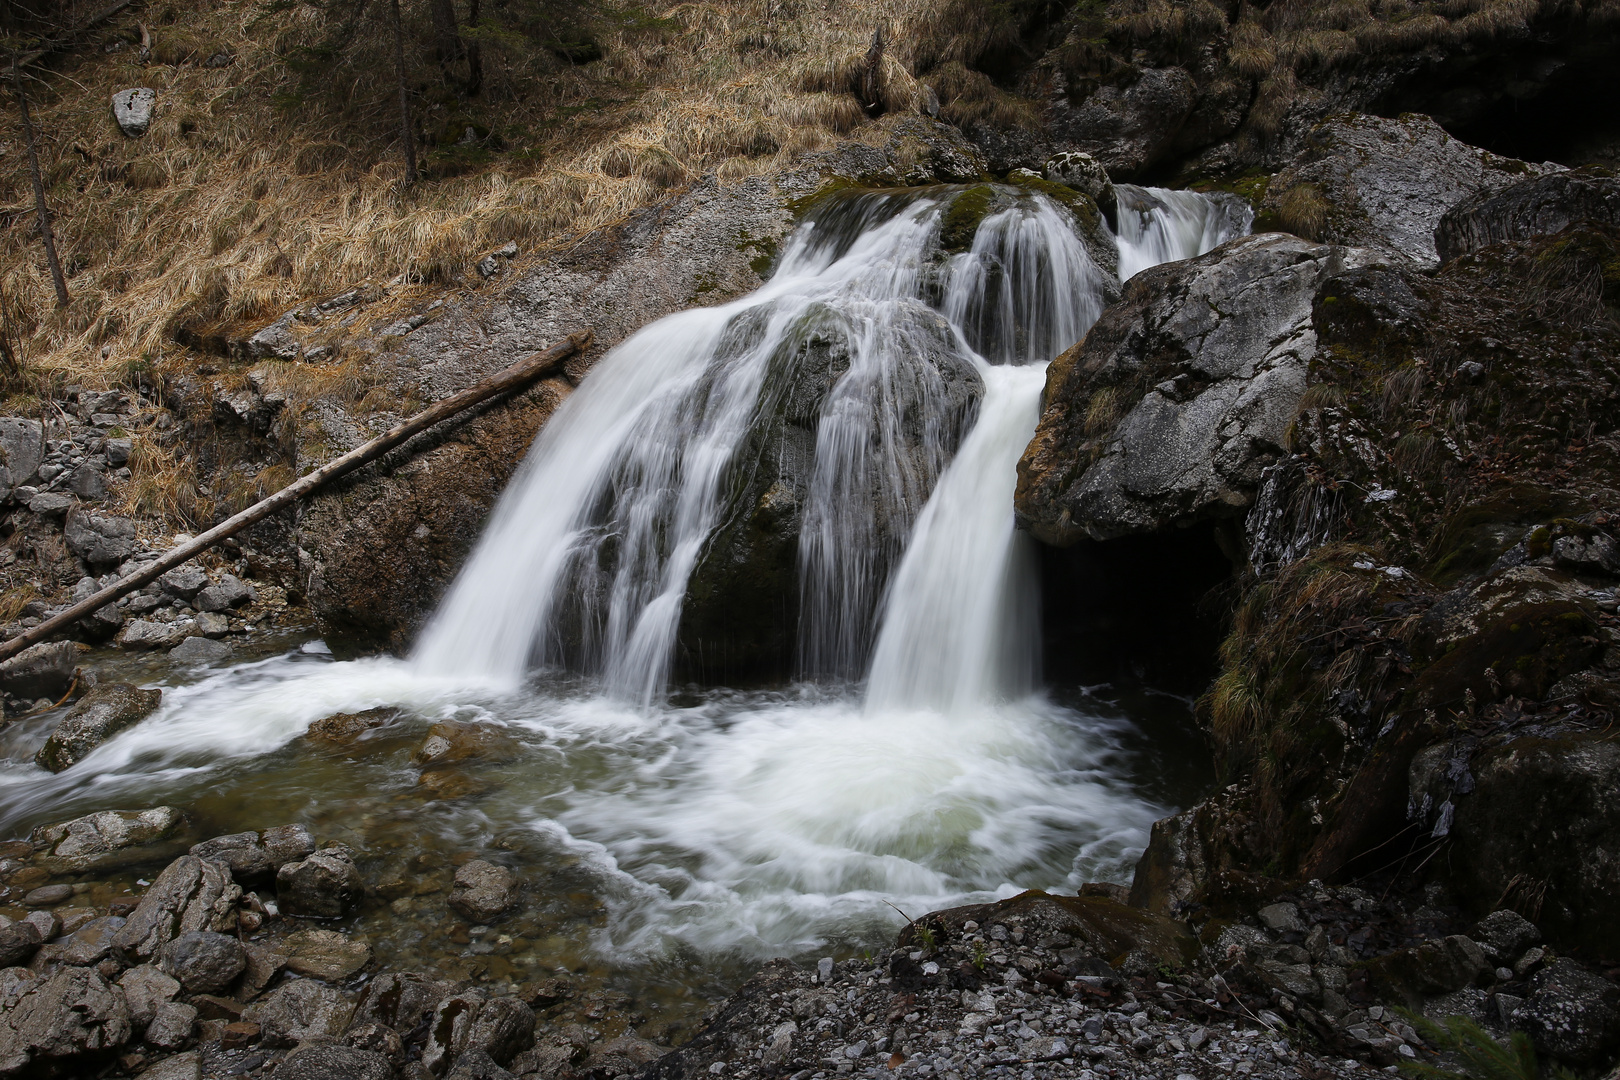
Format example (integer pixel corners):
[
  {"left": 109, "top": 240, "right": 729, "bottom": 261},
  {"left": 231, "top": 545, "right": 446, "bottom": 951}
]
[
  {"left": 113, "top": 855, "right": 241, "bottom": 966},
  {"left": 1260, "top": 113, "right": 1558, "bottom": 267},
  {"left": 189, "top": 823, "right": 315, "bottom": 885},
  {"left": 0, "top": 966, "right": 132, "bottom": 1074},
  {"left": 1044, "top": 67, "right": 1198, "bottom": 179},
  {"left": 34, "top": 682, "right": 162, "bottom": 773},
  {"left": 1016, "top": 233, "right": 1377, "bottom": 544},
  {"left": 1437, "top": 166, "right": 1620, "bottom": 263},
  {"left": 30, "top": 806, "right": 187, "bottom": 875}
]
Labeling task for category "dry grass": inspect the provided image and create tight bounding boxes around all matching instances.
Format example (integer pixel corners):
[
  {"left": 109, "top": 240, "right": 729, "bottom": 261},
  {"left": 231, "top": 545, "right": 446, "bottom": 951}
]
[{"left": 0, "top": 0, "right": 962, "bottom": 399}]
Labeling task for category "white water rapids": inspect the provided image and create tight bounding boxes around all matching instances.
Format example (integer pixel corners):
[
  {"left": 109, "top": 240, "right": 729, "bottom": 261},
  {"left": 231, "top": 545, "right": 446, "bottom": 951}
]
[{"left": 0, "top": 182, "right": 1248, "bottom": 973}]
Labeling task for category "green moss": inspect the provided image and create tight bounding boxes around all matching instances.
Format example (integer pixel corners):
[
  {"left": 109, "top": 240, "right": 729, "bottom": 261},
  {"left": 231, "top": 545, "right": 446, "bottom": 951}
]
[
  {"left": 784, "top": 176, "right": 868, "bottom": 221},
  {"left": 940, "top": 184, "right": 997, "bottom": 255},
  {"left": 1001, "top": 172, "right": 1102, "bottom": 228}
]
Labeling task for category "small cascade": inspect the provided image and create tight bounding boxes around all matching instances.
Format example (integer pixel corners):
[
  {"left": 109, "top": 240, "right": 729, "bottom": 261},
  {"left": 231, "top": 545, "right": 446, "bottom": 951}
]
[{"left": 1114, "top": 184, "right": 1254, "bottom": 280}]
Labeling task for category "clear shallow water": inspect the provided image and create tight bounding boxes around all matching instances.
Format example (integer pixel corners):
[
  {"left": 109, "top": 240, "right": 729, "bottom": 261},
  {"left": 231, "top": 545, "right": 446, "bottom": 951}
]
[{"left": 0, "top": 183, "right": 1244, "bottom": 1035}]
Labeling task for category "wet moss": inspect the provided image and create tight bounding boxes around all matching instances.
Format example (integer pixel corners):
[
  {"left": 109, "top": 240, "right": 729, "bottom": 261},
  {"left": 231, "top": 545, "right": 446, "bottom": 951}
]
[{"left": 940, "top": 184, "right": 997, "bottom": 255}]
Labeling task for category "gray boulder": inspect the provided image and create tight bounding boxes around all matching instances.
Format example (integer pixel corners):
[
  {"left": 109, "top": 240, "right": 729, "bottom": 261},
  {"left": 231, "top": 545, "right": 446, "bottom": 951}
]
[
  {"left": 0, "top": 968, "right": 131, "bottom": 1073},
  {"left": 104, "top": 438, "right": 131, "bottom": 468},
  {"left": 191, "top": 824, "right": 315, "bottom": 885},
  {"left": 1471, "top": 910, "right": 1541, "bottom": 965},
  {"left": 467, "top": 995, "right": 536, "bottom": 1065},
  {"left": 1016, "top": 233, "right": 1377, "bottom": 543},
  {"left": 245, "top": 311, "right": 302, "bottom": 362},
  {"left": 42, "top": 915, "right": 126, "bottom": 966},
  {"left": 160, "top": 930, "right": 245, "bottom": 993},
  {"left": 0, "top": 641, "right": 80, "bottom": 701},
  {"left": 0, "top": 418, "right": 43, "bottom": 488},
  {"left": 1516, "top": 958, "right": 1620, "bottom": 1063},
  {"left": 69, "top": 463, "right": 107, "bottom": 501},
  {"left": 143, "top": 1000, "right": 196, "bottom": 1049},
  {"left": 1260, "top": 113, "right": 1559, "bottom": 267},
  {"left": 64, "top": 509, "right": 137, "bottom": 569},
  {"left": 168, "top": 635, "right": 230, "bottom": 664},
  {"left": 1044, "top": 151, "right": 1114, "bottom": 208},
  {"left": 277, "top": 1044, "right": 394, "bottom": 1080},
  {"left": 111, "top": 87, "right": 156, "bottom": 137},
  {"left": 159, "top": 565, "right": 209, "bottom": 600},
  {"left": 449, "top": 860, "right": 519, "bottom": 923},
  {"left": 119, "top": 618, "right": 190, "bottom": 651},
  {"left": 30, "top": 806, "right": 186, "bottom": 874},
  {"left": 1436, "top": 167, "right": 1620, "bottom": 263},
  {"left": 35, "top": 682, "right": 162, "bottom": 772},
  {"left": 113, "top": 855, "right": 242, "bottom": 965},
  {"left": 28, "top": 491, "right": 73, "bottom": 518},
  {"left": 447, "top": 1048, "right": 518, "bottom": 1080},
  {"left": 276, "top": 845, "right": 363, "bottom": 918},
  {"left": 242, "top": 978, "right": 355, "bottom": 1047},
  {"left": 116, "top": 964, "right": 179, "bottom": 1029},
  {"left": 195, "top": 574, "right": 254, "bottom": 612}
]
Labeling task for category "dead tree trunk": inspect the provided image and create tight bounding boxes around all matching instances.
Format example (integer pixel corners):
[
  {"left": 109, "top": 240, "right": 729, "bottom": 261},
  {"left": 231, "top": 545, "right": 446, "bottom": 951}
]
[
  {"left": 389, "top": 0, "right": 418, "bottom": 186},
  {"left": 12, "top": 56, "right": 68, "bottom": 309},
  {"left": 0, "top": 330, "right": 593, "bottom": 664}
]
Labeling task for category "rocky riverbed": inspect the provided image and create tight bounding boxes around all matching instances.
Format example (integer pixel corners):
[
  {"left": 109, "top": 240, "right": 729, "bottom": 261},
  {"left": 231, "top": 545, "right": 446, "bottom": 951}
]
[{"left": 0, "top": 811, "right": 1614, "bottom": 1080}]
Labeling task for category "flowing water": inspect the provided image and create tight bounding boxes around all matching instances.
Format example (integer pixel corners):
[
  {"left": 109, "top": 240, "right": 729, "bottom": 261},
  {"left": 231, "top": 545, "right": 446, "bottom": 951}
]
[{"left": 0, "top": 182, "right": 1248, "bottom": 1034}]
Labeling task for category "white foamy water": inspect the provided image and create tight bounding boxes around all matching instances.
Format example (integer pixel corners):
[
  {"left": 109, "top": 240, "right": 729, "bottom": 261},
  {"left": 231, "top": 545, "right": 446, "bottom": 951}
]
[{"left": 0, "top": 182, "right": 1246, "bottom": 969}]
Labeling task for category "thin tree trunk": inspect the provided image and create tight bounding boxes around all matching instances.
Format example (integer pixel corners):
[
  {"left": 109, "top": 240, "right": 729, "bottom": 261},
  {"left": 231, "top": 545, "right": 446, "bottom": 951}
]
[
  {"left": 464, "top": 0, "right": 482, "bottom": 95},
  {"left": 12, "top": 57, "right": 68, "bottom": 309},
  {"left": 428, "top": 0, "right": 465, "bottom": 84},
  {"left": 390, "top": 0, "right": 418, "bottom": 186}
]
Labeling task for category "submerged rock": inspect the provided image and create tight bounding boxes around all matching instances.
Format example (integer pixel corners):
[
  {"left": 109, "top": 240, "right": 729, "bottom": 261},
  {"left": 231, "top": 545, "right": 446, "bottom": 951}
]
[
  {"left": 282, "top": 927, "right": 372, "bottom": 981},
  {"left": 34, "top": 683, "right": 162, "bottom": 772},
  {"left": 30, "top": 806, "right": 187, "bottom": 875},
  {"left": 449, "top": 860, "right": 519, "bottom": 923},
  {"left": 306, "top": 707, "right": 398, "bottom": 746}
]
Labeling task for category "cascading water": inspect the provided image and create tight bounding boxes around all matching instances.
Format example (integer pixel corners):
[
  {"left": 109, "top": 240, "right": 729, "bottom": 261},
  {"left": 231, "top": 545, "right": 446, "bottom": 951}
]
[
  {"left": 1114, "top": 184, "right": 1254, "bottom": 281},
  {"left": 0, "top": 181, "right": 1247, "bottom": 997}
]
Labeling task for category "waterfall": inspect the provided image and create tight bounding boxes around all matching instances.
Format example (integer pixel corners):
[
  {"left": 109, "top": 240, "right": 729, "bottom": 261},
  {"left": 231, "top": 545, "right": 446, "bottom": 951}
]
[{"left": 414, "top": 182, "right": 1247, "bottom": 707}]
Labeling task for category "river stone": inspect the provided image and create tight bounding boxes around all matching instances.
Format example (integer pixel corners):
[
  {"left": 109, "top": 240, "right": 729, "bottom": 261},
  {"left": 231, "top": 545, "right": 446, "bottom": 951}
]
[
  {"left": 1436, "top": 167, "right": 1620, "bottom": 264},
  {"left": 282, "top": 928, "right": 371, "bottom": 981},
  {"left": 22, "top": 884, "right": 71, "bottom": 907},
  {"left": 1517, "top": 958, "right": 1620, "bottom": 1063},
  {"left": 352, "top": 971, "right": 457, "bottom": 1033},
  {"left": 35, "top": 682, "right": 162, "bottom": 772},
  {"left": 0, "top": 922, "right": 41, "bottom": 968},
  {"left": 345, "top": 1021, "right": 404, "bottom": 1064},
  {"left": 467, "top": 995, "right": 536, "bottom": 1065},
  {"left": 0, "top": 966, "right": 132, "bottom": 1073},
  {"left": 1016, "top": 233, "right": 1380, "bottom": 544},
  {"left": 278, "top": 1043, "right": 394, "bottom": 1080},
  {"left": 449, "top": 860, "right": 519, "bottom": 923},
  {"left": 42, "top": 915, "right": 125, "bottom": 967},
  {"left": 141, "top": 1051, "right": 202, "bottom": 1080},
  {"left": 159, "top": 565, "right": 209, "bottom": 600},
  {"left": 421, "top": 992, "right": 487, "bottom": 1076},
  {"left": 64, "top": 509, "right": 137, "bottom": 569},
  {"left": 161, "top": 930, "right": 245, "bottom": 993},
  {"left": 1044, "top": 151, "right": 1114, "bottom": 207},
  {"left": 243, "top": 978, "right": 355, "bottom": 1047},
  {"left": 119, "top": 618, "right": 190, "bottom": 651},
  {"left": 1260, "top": 113, "right": 1559, "bottom": 267},
  {"left": 117, "top": 964, "right": 179, "bottom": 1029},
  {"left": 277, "top": 845, "right": 363, "bottom": 918},
  {"left": 21, "top": 912, "right": 58, "bottom": 941},
  {"left": 168, "top": 635, "right": 231, "bottom": 663},
  {"left": 0, "top": 641, "right": 80, "bottom": 701},
  {"left": 193, "top": 610, "right": 230, "bottom": 637},
  {"left": 30, "top": 806, "right": 186, "bottom": 874},
  {"left": 114, "top": 855, "right": 242, "bottom": 966},
  {"left": 144, "top": 999, "right": 197, "bottom": 1049},
  {"left": 0, "top": 417, "right": 43, "bottom": 487},
  {"left": 307, "top": 707, "right": 398, "bottom": 745},
  {"left": 112, "top": 87, "right": 156, "bottom": 136},
  {"left": 195, "top": 574, "right": 254, "bottom": 612},
  {"left": 191, "top": 824, "right": 315, "bottom": 885},
  {"left": 413, "top": 720, "right": 519, "bottom": 766}
]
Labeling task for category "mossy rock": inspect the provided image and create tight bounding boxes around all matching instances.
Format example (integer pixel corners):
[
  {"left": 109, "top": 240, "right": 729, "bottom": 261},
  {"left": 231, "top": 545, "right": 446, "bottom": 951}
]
[
  {"left": 1426, "top": 485, "right": 1586, "bottom": 585},
  {"left": 1411, "top": 600, "right": 1602, "bottom": 711}
]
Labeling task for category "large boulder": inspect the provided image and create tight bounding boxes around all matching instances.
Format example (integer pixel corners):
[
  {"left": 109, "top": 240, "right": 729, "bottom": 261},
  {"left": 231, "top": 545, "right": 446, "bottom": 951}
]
[
  {"left": 0, "top": 641, "right": 80, "bottom": 702},
  {"left": 35, "top": 683, "right": 162, "bottom": 773},
  {"left": 190, "top": 824, "right": 315, "bottom": 885},
  {"left": 113, "top": 855, "right": 242, "bottom": 965},
  {"left": 1514, "top": 958, "right": 1620, "bottom": 1064},
  {"left": 1259, "top": 113, "right": 1558, "bottom": 267},
  {"left": 0, "top": 966, "right": 132, "bottom": 1074},
  {"left": 242, "top": 978, "right": 354, "bottom": 1047},
  {"left": 352, "top": 972, "right": 457, "bottom": 1033},
  {"left": 1016, "top": 233, "right": 1378, "bottom": 543},
  {"left": 1436, "top": 167, "right": 1620, "bottom": 263},
  {"left": 30, "top": 806, "right": 187, "bottom": 875}
]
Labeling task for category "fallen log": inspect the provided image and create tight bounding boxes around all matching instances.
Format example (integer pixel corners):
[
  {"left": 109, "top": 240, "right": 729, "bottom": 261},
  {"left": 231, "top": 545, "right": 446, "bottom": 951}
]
[{"left": 0, "top": 329, "right": 592, "bottom": 664}]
